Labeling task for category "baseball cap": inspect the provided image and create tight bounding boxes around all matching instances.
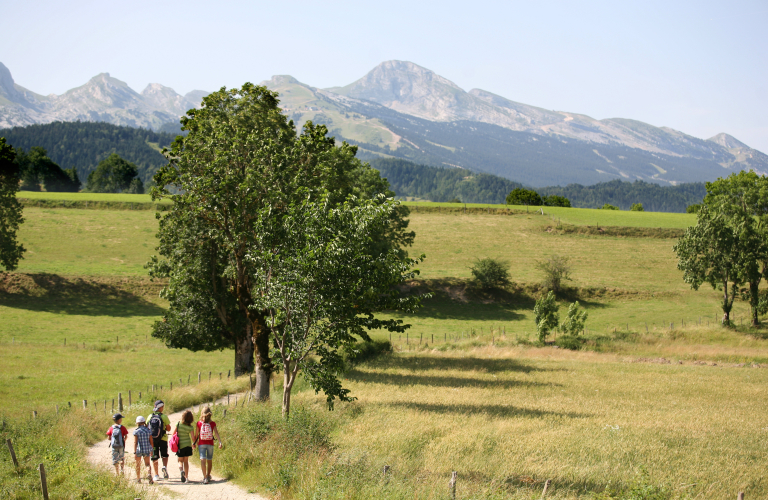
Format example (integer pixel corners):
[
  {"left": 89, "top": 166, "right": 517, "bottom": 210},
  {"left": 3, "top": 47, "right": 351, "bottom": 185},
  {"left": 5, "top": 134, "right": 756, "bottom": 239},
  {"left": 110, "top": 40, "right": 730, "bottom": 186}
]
[
  {"left": 154, "top": 400, "right": 164, "bottom": 411},
  {"left": 112, "top": 413, "right": 124, "bottom": 421},
  {"left": 136, "top": 416, "right": 146, "bottom": 424}
]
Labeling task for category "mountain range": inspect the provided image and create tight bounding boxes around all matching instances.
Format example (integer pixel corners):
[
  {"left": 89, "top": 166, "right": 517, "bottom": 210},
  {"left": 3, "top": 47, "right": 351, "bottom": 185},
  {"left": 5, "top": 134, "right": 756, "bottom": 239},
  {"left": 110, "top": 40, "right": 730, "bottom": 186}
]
[{"left": 2, "top": 60, "right": 766, "bottom": 187}]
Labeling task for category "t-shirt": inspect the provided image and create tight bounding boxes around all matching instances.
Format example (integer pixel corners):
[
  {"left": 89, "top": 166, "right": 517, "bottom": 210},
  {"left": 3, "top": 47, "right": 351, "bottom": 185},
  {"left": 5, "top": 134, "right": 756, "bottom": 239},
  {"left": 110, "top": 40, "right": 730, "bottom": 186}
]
[
  {"left": 196, "top": 420, "right": 217, "bottom": 446},
  {"left": 176, "top": 423, "right": 194, "bottom": 449},
  {"left": 106, "top": 424, "right": 128, "bottom": 447},
  {"left": 150, "top": 412, "right": 171, "bottom": 441}
]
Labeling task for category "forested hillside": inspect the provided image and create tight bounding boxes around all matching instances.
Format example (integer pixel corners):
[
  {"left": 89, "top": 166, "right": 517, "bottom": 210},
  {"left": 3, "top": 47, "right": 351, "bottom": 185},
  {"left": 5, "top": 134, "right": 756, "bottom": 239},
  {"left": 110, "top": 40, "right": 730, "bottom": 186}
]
[
  {"left": 369, "top": 157, "right": 706, "bottom": 211},
  {"left": 369, "top": 158, "right": 523, "bottom": 203},
  {"left": 539, "top": 180, "right": 706, "bottom": 212},
  {"left": 0, "top": 121, "right": 176, "bottom": 184}
]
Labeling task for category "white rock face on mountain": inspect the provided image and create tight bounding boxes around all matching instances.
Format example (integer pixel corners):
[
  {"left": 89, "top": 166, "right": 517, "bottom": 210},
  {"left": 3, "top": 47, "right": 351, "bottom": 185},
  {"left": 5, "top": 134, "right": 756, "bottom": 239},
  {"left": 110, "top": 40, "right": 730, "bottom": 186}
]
[
  {"left": 0, "top": 62, "right": 207, "bottom": 130},
  {"left": 325, "top": 60, "right": 766, "bottom": 172}
]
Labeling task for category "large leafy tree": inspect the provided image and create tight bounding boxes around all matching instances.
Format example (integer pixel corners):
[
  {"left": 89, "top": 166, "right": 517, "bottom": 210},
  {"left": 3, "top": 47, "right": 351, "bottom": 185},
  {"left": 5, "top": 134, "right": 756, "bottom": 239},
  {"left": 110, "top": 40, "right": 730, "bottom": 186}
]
[
  {"left": 0, "top": 138, "right": 26, "bottom": 271},
  {"left": 250, "top": 194, "right": 422, "bottom": 417},
  {"left": 148, "top": 83, "right": 414, "bottom": 400},
  {"left": 703, "top": 171, "right": 768, "bottom": 326},
  {"left": 506, "top": 187, "right": 542, "bottom": 206},
  {"left": 674, "top": 207, "right": 742, "bottom": 324}
]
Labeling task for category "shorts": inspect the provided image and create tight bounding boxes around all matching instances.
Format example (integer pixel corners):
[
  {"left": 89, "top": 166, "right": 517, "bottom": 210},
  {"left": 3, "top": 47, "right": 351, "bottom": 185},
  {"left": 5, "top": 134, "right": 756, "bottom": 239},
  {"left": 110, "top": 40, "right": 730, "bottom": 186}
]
[
  {"left": 198, "top": 444, "right": 214, "bottom": 460},
  {"left": 135, "top": 449, "right": 151, "bottom": 458},
  {"left": 151, "top": 440, "right": 169, "bottom": 461},
  {"left": 176, "top": 446, "right": 193, "bottom": 458},
  {"left": 111, "top": 446, "right": 125, "bottom": 464}
]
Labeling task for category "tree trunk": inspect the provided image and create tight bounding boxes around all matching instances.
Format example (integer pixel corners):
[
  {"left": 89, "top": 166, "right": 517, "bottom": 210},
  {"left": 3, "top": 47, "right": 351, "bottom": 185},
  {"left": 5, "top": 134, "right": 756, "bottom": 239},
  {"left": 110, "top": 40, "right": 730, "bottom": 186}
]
[
  {"left": 233, "top": 325, "right": 254, "bottom": 377},
  {"left": 252, "top": 315, "right": 273, "bottom": 401},
  {"left": 282, "top": 371, "right": 292, "bottom": 419},
  {"left": 722, "top": 280, "right": 731, "bottom": 325},
  {"left": 749, "top": 280, "right": 760, "bottom": 327}
]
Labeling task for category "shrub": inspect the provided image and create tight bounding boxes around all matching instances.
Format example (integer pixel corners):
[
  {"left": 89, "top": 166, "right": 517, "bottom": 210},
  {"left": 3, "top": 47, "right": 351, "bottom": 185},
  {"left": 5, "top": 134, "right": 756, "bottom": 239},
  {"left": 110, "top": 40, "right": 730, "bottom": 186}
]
[
  {"left": 561, "top": 301, "right": 588, "bottom": 335},
  {"left": 543, "top": 194, "right": 571, "bottom": 207},
  {"left": 601, "top": 203, "right": 620, "bottom": 210},
  {"left": 535, "top": 254, "right": 572, "bottom": 292},
  {"left": 686, "top": 203, "right": 701, "bottom": 214},
  {"left": 534, "top": 291, "right": 559, "bottom": 342},
  {"left": 470, "top": 257, "right": 510, "bottom": 289},
  {"left": 506, "top": 188, "right": 542, "bottom": 206},
  {"left": 630, "top": 202, "right": 644, "bottom": 211},
  {"left": 555, "top": 335, "right": 583, "bottom": 350}
]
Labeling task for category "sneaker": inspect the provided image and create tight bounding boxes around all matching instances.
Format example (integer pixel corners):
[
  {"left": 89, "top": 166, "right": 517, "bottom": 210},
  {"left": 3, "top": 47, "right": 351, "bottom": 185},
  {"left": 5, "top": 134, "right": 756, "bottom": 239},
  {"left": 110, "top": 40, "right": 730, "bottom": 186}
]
[
  {"left": 162, "top": 466, "right": 169, "bottom": 479},
  {"left": 203, "top": 476, "right": 209, "bottom": 484},
  {"left": 153, "top": 474, "right": 161, "bottom": 482},
  {"left": 181, "top": 470, "right": 186, "bottom": 483},
  {"left": 148, "top": 476, "right": 154, "bottom": 485},
  {"left": 207, "top": 474, "right": 212, "bottom": 483}
]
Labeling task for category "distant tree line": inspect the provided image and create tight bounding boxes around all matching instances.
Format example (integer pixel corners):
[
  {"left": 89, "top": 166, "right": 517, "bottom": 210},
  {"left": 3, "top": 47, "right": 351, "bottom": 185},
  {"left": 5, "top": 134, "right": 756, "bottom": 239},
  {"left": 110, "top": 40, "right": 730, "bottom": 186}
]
[
  {"left": 0, "top": 121, "right": 176, "bottom": 184},
  {"left": 368, "top": 157, "right": 706, "bottom": 212}
]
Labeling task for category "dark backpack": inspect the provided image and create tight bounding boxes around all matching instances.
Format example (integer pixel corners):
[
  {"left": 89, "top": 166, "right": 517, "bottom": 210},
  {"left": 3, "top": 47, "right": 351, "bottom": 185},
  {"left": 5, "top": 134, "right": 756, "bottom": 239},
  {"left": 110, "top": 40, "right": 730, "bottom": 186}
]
[
  {"left": 149, "top": 413, "right": 165, "bottom": 440},
  {"left": 110, "top": 425, "right": 124, "bottom": 448}
]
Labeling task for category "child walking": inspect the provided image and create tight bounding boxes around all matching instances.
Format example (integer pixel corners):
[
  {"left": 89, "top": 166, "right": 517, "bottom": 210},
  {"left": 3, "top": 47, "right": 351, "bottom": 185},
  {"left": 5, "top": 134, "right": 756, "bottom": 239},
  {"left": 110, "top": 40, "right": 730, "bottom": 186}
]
[
  {"left": 133, "top": 416, "right": 154, "bottom": 484},
  {"left": 194, "top": 407, "right": 223, "bottom": 484},
  {"left": 106, "top": 413, "right": 128, "bottom": 475},
  {"left": 174, "top": 410, "right": 196, "bottom": 483}
]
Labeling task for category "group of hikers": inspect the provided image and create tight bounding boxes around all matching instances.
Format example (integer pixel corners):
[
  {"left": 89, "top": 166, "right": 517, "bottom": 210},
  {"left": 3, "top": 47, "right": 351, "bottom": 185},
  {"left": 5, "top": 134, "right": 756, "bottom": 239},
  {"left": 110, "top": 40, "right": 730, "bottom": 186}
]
[{"left": 106, "top": 400, "right": 223, "bottom": 485}]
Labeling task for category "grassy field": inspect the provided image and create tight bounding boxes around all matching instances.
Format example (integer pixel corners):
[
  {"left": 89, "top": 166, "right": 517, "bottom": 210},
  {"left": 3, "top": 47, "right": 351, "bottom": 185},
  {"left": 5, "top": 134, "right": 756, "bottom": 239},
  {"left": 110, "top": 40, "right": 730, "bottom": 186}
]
[
  {"left": 16, "top": 192, "right": 160, "bottom": 203},
  {"left": 2, "top": 198, "right": 767, "bottom": 498}
]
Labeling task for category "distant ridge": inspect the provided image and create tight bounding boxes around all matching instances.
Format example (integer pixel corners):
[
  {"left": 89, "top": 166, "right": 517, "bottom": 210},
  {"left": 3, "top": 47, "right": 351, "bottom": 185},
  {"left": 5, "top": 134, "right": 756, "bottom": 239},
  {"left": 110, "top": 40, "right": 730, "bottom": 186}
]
[{"left": 2, "top": 60, "right": 767, "bottom": 187}]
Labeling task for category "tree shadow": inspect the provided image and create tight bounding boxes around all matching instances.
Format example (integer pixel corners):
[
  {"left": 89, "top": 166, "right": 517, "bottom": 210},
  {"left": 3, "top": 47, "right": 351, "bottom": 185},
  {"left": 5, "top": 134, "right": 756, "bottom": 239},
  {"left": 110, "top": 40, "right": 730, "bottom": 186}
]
[
  {"left": 364, "top": 355, "right": 556, "bottom": 374},
  {"left": 348, "top": 369, "right": 555, "bottom": 390},
  {"left": 0, "top": 273, "right": 166, "bottom": 317},
  {"left": 384, "top": 401, "right": 589, "bottom": 420}
]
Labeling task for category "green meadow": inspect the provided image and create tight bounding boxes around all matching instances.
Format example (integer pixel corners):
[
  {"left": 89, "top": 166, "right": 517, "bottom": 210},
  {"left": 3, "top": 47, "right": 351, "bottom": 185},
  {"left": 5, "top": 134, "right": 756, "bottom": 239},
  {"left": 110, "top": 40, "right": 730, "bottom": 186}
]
[{"left": 1, "top": 196, "right": 766, "bottom": 498}]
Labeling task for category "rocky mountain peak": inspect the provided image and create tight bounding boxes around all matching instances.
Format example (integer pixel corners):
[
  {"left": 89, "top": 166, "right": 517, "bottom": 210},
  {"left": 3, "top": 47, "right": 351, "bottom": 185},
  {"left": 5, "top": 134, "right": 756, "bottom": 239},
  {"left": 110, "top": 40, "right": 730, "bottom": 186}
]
[
  {"left": 708, "top": 132, "right": 748, "bottom": 150},
  {"left": 0, "top": 62, "right": 22, "bottom": 102}
]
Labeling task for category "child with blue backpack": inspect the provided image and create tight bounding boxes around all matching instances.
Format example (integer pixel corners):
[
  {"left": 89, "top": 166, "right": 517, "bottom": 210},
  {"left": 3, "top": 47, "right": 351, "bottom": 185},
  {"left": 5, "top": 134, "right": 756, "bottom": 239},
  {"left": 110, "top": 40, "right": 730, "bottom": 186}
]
[{"left": 106, "top": 413, "right": 128, "bottom": 475}]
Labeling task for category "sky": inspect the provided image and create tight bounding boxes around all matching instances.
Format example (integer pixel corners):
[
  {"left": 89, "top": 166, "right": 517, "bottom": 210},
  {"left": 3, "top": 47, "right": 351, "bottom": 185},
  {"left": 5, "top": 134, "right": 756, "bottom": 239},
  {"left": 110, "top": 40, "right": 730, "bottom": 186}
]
[{"left": 2, "top": 0, "right": 767, "bottom": 152}]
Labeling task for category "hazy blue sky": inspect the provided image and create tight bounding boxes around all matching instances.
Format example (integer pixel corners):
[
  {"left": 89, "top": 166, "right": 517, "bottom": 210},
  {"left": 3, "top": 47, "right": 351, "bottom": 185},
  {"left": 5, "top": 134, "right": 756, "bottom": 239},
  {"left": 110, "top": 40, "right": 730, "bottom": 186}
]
[{"left": 2, "top": 0, "right": 766, "bottom": 152}]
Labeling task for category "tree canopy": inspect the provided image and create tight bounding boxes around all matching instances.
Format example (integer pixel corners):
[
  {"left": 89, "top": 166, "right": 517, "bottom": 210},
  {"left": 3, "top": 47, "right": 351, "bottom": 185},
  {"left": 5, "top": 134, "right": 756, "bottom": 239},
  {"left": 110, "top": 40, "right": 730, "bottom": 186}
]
[
  {"left": 0, "top": 137, "right": 26, "bottom": 271},
  {"left": 86, "top": 153, "right": 143, "bottom": 193},
  {"left": 148, "top": 83, "right": 417, "bottom": 402},
  {"left": 506, "top": 187, "right": 542, "bottom": 206},
  {"left": 14, "top": 146, "right": 79, "bottom": 192}
]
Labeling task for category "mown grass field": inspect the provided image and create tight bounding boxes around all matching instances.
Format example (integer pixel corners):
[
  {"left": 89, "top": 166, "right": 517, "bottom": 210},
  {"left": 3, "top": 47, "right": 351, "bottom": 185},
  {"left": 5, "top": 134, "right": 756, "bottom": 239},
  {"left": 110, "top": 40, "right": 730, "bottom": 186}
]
[{"left": 1, "top": 196, "right": 767, "bottom": 499}]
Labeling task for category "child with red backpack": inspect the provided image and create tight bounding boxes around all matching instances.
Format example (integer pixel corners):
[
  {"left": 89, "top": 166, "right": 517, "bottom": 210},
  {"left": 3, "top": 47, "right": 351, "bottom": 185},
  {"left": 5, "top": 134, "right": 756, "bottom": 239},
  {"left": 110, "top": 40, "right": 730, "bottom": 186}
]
[
  {"left": 106, "top": 413, "right": 128, "bottom": 475},
  {"left": 194, "top": 407, "right": 223, "bottom": 484}
]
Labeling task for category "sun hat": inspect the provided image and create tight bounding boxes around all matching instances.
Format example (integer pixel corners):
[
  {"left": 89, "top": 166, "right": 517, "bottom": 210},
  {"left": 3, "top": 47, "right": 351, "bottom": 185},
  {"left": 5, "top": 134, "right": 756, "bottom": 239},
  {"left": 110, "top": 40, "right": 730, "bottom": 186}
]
[
  {"left": 112, "top": 413, "right": 124, "bottom": 421},
  {"left": 136, "top": 416, "right": 146, "bottom": 424},
  {"left": 154, "top": 400, "right": 164, "bottom": 411}
]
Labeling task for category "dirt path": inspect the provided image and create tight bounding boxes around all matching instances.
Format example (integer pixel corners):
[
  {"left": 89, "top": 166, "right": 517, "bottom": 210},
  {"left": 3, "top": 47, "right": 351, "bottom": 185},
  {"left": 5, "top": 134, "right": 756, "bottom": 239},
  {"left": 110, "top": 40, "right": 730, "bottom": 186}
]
[{"left": 86, "top": 395, "right": 266, "bottom": 500}]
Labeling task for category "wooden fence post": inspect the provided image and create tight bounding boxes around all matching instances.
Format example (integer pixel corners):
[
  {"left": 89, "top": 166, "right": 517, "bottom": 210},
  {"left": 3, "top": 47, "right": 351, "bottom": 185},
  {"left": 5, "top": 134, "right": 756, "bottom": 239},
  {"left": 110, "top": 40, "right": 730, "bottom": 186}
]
[
  {"left": 55, "top": 405, "right": 59, "bottom": 415},
  {"left": 228, "top": 369, "right": 231, "bottom": 379},
  {"left": 449, "top": 471, "right": 457, "bottom": 500},
  {"left": 6, "top": 439, "right": 18, "bottom": 467},
  {"left": 118, "top": 393, "right": 123, "bottom": 412},
  {"left": 128, "top": 391, "right": 131, "bottom": 407},
  {"left": 222, "top": 409, "right": 227, "bottom": 419},
  {"left": 83, "top": 400, "right": 87, "bottom": 409},
  {"left": 542, "top": 479, "right": 552, "bottom": 498},
  {"left": 198, "top": 372, "right": 201, "bottom": 385},
  {"left": 39, "top": 463, "right": 49, "bottom": 500},
  {"left": 209, "top": 371, "right": 211, "bottom": 383},
  {"left": 220, "top": 372, "right": 222, "bottom": 380},
  {"left": 383, "top": 464, "right": 390, "bottom": 482},
  {"left": 32, "top": 410, "right": 37, "bottom": 419}
]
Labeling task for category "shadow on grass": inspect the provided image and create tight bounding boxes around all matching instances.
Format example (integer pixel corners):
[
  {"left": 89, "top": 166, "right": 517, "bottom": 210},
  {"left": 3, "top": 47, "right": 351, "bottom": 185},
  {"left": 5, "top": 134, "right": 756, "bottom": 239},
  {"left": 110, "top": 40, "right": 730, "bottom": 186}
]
[
  {"left": 348, "top": 369, "right": 555, "bottom": 390},
  {"left": 365, "top": 355, "right": 558, "bottom": 374},
  {"left": 0, "top": 273, "right": 166, "bottom": 317},
  {"left": 385, "top": 401, "right": 588, "bottom": 419}
]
